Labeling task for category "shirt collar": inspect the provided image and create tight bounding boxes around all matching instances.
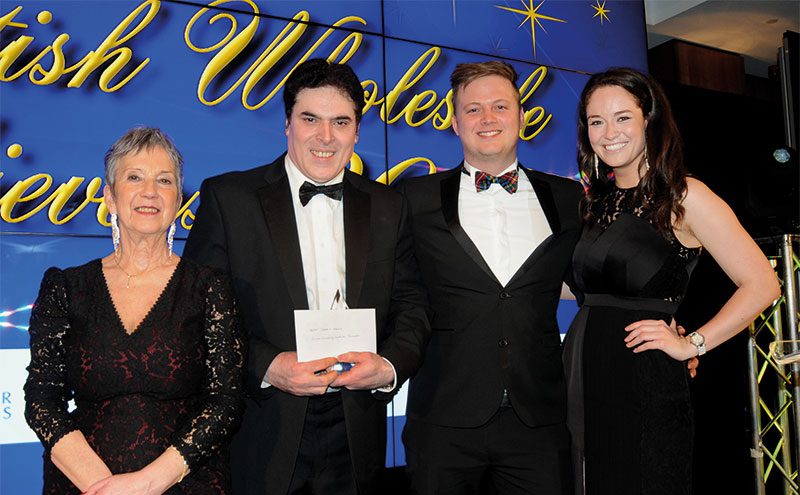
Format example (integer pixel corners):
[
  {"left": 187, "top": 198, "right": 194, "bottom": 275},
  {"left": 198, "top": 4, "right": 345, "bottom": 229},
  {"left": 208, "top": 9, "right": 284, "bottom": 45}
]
[
  {"left": 462, "top": 159, "right": 519, "bottom": 179},
  {"left": 285, "top": 154, "right": 346, "bottom": 199}
]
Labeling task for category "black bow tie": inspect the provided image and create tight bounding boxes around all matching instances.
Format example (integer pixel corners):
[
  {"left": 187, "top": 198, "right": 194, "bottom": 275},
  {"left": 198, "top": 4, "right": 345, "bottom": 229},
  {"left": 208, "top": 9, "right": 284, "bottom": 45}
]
[{"left": 299, "top": 181, "right": 344, "bottom": 206}]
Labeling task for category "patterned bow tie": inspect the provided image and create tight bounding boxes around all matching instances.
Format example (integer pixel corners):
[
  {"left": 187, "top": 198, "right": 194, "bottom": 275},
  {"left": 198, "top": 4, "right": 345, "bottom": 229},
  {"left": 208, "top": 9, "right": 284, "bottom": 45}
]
[
  {"left": 299, "top": 181, "right": 344, "bottom": 206},
  {"left": 474, "top": 169, "right": 519, "bottom": 194}
]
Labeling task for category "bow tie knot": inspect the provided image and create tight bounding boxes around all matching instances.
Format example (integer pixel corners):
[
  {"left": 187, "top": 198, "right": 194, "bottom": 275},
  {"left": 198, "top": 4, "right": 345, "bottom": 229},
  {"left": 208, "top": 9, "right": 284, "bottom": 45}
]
[
  {"left": 299, "top": 181, "right": 344, "bottom": 206},
  {"left": 474, "top": 170, "right": 519, "bottom": 194}
]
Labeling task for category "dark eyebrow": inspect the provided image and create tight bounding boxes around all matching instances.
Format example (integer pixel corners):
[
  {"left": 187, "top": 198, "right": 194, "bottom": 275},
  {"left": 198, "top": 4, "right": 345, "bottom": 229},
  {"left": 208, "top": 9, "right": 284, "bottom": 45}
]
[
  {"left": 586, "top": 109, "right": 633, "bottom": 120},
  {"left": 299, "top": 111, "right": 352, "bottom": 122}
]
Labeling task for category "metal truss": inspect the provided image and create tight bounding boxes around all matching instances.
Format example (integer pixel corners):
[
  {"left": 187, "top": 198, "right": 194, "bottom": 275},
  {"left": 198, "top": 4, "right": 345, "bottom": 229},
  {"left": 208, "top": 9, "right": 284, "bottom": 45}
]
[{"left": 748, "top": 235, "right": 800, "bottom": 495}]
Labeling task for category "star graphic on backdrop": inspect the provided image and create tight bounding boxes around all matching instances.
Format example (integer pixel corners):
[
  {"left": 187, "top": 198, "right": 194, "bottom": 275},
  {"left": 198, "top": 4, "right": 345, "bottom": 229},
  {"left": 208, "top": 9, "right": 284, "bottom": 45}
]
[
  {"left": 496, "top": 0, "right": 566, "bottom": 58},
  {"left": 488, "top": 35, "right": 509, "bottom": 54},
  {"left": 591, "top": 0, "right": 611, "bottom": 24}
]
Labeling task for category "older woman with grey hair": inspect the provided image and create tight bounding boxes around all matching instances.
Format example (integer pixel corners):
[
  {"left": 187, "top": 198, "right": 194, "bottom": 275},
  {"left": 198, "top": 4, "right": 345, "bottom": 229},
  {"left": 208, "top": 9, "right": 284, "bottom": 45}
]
[{"left": 24, "top": 127, "right": 244, "bottom": 494}]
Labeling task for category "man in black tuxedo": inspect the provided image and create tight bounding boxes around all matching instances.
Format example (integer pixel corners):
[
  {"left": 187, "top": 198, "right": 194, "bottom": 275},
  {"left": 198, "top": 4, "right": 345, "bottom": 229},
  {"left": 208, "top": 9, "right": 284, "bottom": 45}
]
[
  {"left": 399, "top": 61, "right": 582, "bottom": 494},
  {"left": 184, "top": 59, "right": 429, "bottom": 495}
]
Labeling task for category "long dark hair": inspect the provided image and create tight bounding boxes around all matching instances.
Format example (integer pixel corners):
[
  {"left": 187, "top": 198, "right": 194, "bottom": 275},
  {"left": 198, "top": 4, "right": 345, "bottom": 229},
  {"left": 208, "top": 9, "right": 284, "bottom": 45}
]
[{"left": 577, "top": 68, "right": 687, "bottom": 235}]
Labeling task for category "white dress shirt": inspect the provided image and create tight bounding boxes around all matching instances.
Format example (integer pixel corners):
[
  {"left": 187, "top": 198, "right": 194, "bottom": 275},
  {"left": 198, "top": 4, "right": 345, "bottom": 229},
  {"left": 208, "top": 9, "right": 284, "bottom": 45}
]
[
  {"left": 285, "top": 155, "right": 347, "bottom": 310},
  {"left": 459, "top": 160, "right": 552, "bottom": 286},
  {"left": 262, "top": 157, "right": 396, "bottom": 391}
]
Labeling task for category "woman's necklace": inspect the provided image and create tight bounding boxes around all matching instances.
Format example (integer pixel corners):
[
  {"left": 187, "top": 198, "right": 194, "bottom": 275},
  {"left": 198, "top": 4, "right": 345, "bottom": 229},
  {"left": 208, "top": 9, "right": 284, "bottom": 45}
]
[{"left": 114, "top": 255, "right": 164, "bottom": 288}]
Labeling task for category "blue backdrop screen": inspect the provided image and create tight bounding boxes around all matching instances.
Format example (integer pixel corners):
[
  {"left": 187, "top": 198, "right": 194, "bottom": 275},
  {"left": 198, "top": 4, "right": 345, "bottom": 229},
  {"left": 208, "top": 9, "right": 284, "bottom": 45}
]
[{"left": 0, "top": 1, "right": 647, "bottom": 491}]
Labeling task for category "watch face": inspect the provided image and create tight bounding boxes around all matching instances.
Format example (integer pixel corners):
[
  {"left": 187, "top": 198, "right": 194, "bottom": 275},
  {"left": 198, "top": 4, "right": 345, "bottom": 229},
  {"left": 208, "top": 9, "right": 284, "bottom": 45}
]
[{"left": 690, "top": 332, "right": 705, "bottom": 345}]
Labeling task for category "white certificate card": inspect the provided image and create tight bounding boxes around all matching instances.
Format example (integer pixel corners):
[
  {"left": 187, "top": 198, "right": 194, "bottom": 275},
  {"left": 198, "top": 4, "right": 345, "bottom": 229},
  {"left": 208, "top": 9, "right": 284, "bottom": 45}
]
[{"left": 294, "top": 308, "right": 376, "bottom": 362}]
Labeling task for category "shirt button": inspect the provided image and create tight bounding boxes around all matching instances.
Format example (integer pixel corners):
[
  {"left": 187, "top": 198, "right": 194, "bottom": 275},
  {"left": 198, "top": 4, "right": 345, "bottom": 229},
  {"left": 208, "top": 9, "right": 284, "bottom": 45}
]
[
  {"left": 499, "top": 291, "right": 512, "bottom": 299},
  {"left": 498, "top": 339, "right": 509, "bottom": 347}
]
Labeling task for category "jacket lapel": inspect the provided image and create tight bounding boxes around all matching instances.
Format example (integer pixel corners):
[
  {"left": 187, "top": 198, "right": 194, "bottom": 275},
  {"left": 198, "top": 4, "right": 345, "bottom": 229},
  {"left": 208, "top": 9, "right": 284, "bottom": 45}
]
[
  {"left": 343, "top": 171, "right": 370, "bottom": 308},
  {"left": 506, "top": 166, "right": 565, "bottom": 286},
  {"left": 257, "top": 157, "right": 309, "bottom": 310},
  {"left": 440, "top": 166, "right": 500, "bottom": 285},
  {"left": 522, "top": 167, "right": 561, "bottom": 235}
]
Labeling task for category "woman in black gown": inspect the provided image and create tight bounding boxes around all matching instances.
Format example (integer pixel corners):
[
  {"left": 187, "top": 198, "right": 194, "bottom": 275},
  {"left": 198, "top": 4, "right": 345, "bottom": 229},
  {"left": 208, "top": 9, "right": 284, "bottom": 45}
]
[
  {"left": 24, "top": 127, "right": 244, "bottom": 494},
  {"left": 563, "top": 68, "right": 779, "bottom": 495}
]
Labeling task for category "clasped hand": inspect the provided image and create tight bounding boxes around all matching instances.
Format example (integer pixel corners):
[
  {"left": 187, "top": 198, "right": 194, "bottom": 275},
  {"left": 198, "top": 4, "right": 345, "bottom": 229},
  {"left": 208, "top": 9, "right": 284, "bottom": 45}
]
[
  {"left": 82, "top": 472, "right": 159, "bottom": 495},
  {"left": 266, "top": 351, "right": 393, "bottom": 396},
  {"left": 330, "top": 351, "right": 394, "bottom": 390}
]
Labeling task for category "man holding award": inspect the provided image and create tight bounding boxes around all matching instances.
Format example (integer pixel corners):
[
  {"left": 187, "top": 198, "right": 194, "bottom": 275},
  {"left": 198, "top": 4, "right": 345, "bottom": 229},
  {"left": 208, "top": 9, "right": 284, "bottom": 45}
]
[{"left": 184, "top": 59, "right": 429, "bottom": 495}]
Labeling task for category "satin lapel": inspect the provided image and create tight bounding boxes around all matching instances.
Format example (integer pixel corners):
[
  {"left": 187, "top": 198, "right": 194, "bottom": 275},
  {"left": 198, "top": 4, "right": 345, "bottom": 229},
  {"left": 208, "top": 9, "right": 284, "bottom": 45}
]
[
  {"left": 522, "top": 167, "right": 561, "bottom": 235},
  {"left": 343, "top": 173, "right": 370, "bottom": 308},
  {"left": 506, "top": 167, "right": 563, "bottom": 287},
  {"left": 506, "top": 234, "right": 557, "bottom": 287},
  {"left": 440, "top": 166, "right": 499, "bottom": 285},
  {"left": 257, "top": 163, "right": 309, "bottom": 310}
]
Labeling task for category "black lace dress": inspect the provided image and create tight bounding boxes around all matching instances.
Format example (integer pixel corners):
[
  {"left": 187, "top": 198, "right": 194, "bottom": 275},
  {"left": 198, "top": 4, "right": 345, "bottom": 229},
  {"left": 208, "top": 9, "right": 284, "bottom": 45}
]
[
  {"left": 563, "top": 187, "right": 701, "bottom": 495},
  {"left": 24, "top": 258, "right": 245, "bottom": 494}
]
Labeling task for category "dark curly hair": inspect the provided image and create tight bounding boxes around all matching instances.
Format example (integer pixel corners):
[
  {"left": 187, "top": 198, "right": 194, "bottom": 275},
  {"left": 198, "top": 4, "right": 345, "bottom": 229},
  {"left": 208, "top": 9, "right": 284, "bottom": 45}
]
[
  {"left": 283, "top": 58, "right": 365, "bottom": 126},
  {"left": 577, "top": 67, "right": 687, "bottom": 236}
]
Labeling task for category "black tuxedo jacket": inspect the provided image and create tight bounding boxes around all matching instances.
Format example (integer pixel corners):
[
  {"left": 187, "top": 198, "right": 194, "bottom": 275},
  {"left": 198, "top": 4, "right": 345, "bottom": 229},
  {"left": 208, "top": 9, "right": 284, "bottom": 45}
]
[
  {"left": 184, "top": 154, "right": 430, "bottom": 494},
  {"left": 399, "top": 164, "right": 583, "bottom": 429}
]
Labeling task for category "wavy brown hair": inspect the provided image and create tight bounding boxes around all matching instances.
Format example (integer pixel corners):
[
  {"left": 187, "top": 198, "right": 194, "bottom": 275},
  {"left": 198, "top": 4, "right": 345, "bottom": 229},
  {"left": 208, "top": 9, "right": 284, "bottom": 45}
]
[
  {"left": 450, "top": 61, "right": 519, "bottom": 108},
  {"left": 577, "top": 68, "right": 687, "bottom": 236}
]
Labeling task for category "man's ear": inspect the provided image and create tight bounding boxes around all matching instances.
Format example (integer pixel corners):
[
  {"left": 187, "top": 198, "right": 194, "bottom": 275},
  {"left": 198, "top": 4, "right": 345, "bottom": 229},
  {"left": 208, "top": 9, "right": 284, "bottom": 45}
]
[{"left": 452, "top": 115, "right": 460, "bottom": 136}]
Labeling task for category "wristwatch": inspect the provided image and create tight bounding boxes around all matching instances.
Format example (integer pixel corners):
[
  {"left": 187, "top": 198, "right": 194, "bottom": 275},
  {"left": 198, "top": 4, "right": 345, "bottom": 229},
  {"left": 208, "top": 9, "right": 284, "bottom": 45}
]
[{"left": 688, "top": 331, "right": 706, "bottom": 356}]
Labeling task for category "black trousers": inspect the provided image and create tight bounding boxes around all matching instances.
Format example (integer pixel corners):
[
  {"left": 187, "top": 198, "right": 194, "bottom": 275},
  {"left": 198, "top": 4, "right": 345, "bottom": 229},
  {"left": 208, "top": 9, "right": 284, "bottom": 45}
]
[
  {"left": 288, "top": 393, "right": 357, "bottom": 495},
  {"left": 403, "top": 406, "right": 573, "bottom": 495}
]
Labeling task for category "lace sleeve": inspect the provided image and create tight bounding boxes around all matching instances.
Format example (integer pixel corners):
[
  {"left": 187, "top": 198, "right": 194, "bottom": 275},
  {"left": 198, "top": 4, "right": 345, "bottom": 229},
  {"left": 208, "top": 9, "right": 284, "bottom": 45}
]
[
  {"left": 171, "top": 270, "right": 245, "bottom": 471},
  {"left": 24, "top": 267, "right": 79, "bottom": 452}
]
